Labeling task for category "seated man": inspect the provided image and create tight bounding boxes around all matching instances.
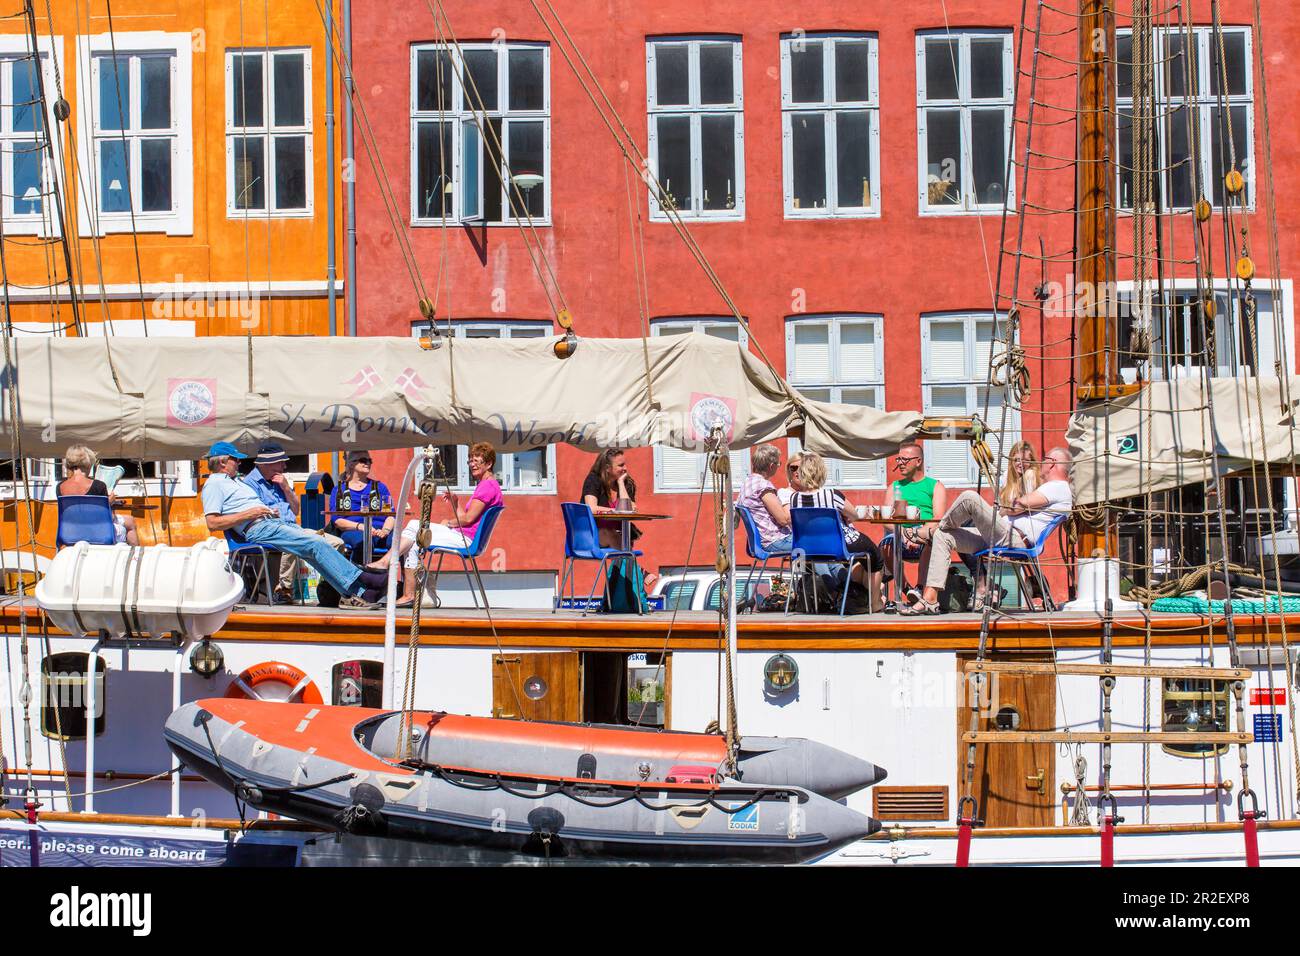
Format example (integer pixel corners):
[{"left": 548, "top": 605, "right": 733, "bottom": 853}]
[
  {"left": 243, "top": 442, "right": 347, "bottom": 603},
  {"left": 903, "top": 447, "right": 1072, "bottom": 615},
  {"left": 202, "top": 442, "right": 389, "bottom": 608}
]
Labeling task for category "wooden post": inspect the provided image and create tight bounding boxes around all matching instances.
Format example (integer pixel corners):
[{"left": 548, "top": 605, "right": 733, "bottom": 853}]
[{"left": 1076, "top": 0, "right": 1118, "bottom": 557}]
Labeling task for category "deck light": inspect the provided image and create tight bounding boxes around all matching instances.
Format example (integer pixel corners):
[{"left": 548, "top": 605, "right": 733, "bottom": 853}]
[
  {"left": 763, "top": 654, "right": 798, "bottom": 696},
  {"left": 190, "top": 638, "right": 224, "bottom": 679}
]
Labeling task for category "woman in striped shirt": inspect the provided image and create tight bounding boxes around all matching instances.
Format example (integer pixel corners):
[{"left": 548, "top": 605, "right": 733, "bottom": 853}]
[{"left": 790, "top": 452, "right": 884, "bottom": 612}]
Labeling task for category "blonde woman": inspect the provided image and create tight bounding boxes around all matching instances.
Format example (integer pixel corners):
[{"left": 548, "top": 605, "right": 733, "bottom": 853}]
[
  {"left": 57, "top": 445, "right": 137, "bottom": 545},
  {"left": 999, "top": 441, "right": 1040, "bottom": 511},
  {"left": 789, "top": 451, "right": 884, "bottom": 612}
]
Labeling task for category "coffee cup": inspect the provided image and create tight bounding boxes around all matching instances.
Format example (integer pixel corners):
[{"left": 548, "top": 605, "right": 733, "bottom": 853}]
[
  {"left": 880, "top": 504, "right": 894, "bottom": 519},
  {"left": 907, "top": 505, "right": 920, "bottom": 520},
  {"left": 855, "top": 505, "right": 868, "bottom": 520}
]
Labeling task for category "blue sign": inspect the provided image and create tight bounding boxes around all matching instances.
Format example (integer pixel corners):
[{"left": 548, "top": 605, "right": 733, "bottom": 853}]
[
  {"left": 727, "top": 803, "right": 761, "bottom": 832},
  {"left": 553, "top": 596, "right": 665, "bottom": 612},
  {"left": 0, "top": 827, "right": 299, "bottom": 867},
  {"left": 1254, "top": 713, "right": 1283, "bottom": 743}
]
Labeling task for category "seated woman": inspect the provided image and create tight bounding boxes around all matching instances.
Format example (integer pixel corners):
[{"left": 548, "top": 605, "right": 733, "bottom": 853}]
[
  {"left": 1000, "top": 441, "right": 1040, "bottom": 510},
  {"left": 57, "top": 444, "right": 138, "bottom": 546},
  {"left": 581, "top": 448, "right": 657, "bottom": 589},
  {"left": 736, "top": 443, "right": 792, "bottom": 554},
  {"left": 789, "top": 451, "right": 884, "bottom": 612},
  {"left": 330, "top": 451, "right": 395, "bottom": 560},
  {"left": 368, "top": 442, "right": 504, "bottom": 607}
]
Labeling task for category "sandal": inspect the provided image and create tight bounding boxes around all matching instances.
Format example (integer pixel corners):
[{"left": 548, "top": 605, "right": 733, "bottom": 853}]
[{"left": 900, "top": 599, "right": 943, "bottom": 616}]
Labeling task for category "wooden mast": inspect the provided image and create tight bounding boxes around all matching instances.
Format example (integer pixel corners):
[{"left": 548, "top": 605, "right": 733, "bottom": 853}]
[{"left": 1076, "top": 0, "right": 1119, "bottom": 557}]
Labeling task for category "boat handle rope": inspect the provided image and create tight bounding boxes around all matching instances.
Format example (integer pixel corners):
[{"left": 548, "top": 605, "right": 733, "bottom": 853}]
[{"left": 415, "top": 760, "right": 790, "bottom": 815}]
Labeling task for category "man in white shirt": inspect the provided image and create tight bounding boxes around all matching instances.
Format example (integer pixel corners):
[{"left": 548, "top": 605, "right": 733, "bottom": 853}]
[{"left": 904, "top": 448, "right": 1072, "bottom": 614}]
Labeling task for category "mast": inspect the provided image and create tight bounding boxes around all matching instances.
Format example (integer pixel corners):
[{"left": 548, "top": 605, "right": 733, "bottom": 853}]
[{"left": 1075, "top": 0, "right": 1118, "bottom": 559}]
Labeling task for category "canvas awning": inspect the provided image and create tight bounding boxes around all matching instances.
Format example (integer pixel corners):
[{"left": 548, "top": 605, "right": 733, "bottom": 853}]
[
  {"left": 0, "top": 332, "right": 923, "bottom": 462},
  {"left": 1067, "top": 375, "right": 1300, "bottom": 505}
]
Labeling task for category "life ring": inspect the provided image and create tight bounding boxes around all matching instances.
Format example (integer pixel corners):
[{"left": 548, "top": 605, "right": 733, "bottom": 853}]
[{"left": 225, "top": 661, "right": 323, "bottom": 705}]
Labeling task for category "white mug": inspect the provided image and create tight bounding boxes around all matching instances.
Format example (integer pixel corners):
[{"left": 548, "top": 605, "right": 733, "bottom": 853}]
[
  {"left": 855, "top": 505, "right": 869, "bottom": 520},
  {"left": 906, "top": 505, "right": 920, "bottom": 520},
  {"left": 880, "top": 504, "right": 894, "bottom": 519}
]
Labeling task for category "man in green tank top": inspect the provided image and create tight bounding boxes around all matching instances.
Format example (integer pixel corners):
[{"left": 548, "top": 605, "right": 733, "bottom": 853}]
[{"left": 880, "top": 443, "right": 949, "bottom": 602}]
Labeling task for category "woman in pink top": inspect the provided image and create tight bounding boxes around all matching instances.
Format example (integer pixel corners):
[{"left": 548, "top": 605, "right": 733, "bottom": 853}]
[
  {"left": 370, "top": 441, "right": 503, "bottom": 606},
  {"left": 736, "top": 444, "right": 792, "bottom": 554}
]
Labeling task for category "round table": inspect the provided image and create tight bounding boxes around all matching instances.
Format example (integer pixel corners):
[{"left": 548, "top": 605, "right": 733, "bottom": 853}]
[
  {"left": 591, "top": 511, "right": 670, "bottom": 614},
  {"left": 855, "top": 515, "right": 926, "bottom": 603}
]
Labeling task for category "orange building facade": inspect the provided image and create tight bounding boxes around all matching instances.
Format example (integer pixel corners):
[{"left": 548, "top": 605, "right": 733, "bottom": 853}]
[{"left": 0, "top": 0, "right": 347, "bottom": 565}]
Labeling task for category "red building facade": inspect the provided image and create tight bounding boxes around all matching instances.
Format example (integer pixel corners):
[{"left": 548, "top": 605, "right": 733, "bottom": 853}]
[{"left": 349, "top": 0, "right": 1300, "bottom": 591}]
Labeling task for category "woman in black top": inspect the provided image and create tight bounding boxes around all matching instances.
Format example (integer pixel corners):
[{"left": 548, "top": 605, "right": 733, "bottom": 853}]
[
  {"left": 582, "top": 448, "right": 637, "bottom": 550},
  {"left": 57, "top": 445, "right": 137, "bottom": 545}
]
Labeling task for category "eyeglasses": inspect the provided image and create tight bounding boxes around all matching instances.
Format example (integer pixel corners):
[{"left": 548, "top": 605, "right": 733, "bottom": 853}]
[{"left": 895, "top": 456, "right": 920, "bottom": 464}]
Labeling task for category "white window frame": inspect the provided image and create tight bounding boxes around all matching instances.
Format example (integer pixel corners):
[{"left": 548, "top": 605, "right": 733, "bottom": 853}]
[
  {"left": 785, "top": 314, "right": 887, "bottom": 488},
  {"left": 409, "top": 42, "right": 551, "bottom": 227},
  {"left": 1116, "top": 26, "right": 1253, "bottom": 212},
  {"left": 224, "top": 47, "right": 313, "bottom": 218},
  {"left": 915, "top": 30, "right": 1015, "bottom": 216},
  {"left": 0, "top": 35, "right": 63, "bottom": 238},
  {"left": 780, "top": 33, "right": 880, "bottom": 218},
  {"left": 75, "top": 31, "right": 193, "bottom": 236},
  {"left": 1116, "top": 278, "right": 1293, "bottom": 381},
  {"left": 409, "top": 319, "right": 557, "bottom": 493},
  {"left": 651, "top": 318, "right": 752, "bottom": 491},
  {"left": 921, "top": 312, "right": 1020, "bottom": 487},
  {"left": 646, "top": 36, "right": 745, "bottom": 221}
]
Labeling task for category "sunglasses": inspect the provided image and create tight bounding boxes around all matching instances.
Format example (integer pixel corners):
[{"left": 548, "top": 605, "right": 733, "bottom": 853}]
[{"left": 895, "top": 456, "right": 920, "bottom": 464}]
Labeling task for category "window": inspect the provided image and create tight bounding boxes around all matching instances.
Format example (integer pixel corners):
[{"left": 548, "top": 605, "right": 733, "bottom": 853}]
[
  {"left": 332, "top": 660, "right": 384, "bottom": 707},
  {"left": 226, "top": 49, "right": 312, "bottom": 215},
  {"left": 1118, "top": 27, "right": 1252, "bottom": 210},
  {"left": 41, "top": 652, "right": 106, "bottom": 740},
  {"left": 626, "top": 652, "right": 665, "bottom": 727},
  {"left": 921, "top": 313, "right": 1019, "bottom": 486},
  {"left": 76, "top": 32, "right": 193, "bottom": 235},
  {"left": 0, "top": 37, "right": 60, "bottom": 235},
  {"left": 0, "top": 456, "right": 55, "bottom": 500},
  {"left": 1162, "top": 678, "right": 1230, "bottom": 757},
  {"left": 781, "top": 33, "right": 879, "bottom": 217},
  {"left": 916, "top": 31, "right": 1013, "bottom": 213},
  {"left": 651, "top": 318, "right": 751, "bottom": 491},
  {"left": 659, "top": 579, "right": 698, "bottom": 610},
  {"left": 1118, "top": 284, "right": 1279, "bottom": 380},
  {"left": 786, "top": 315, "right": 886, "bottom": 488},
  {"left": 410, "top": 42, "right": 549, "bottom": 225},
  {"left": 646, "top": 37, "right": 744, "bottom": 220},
  {"left": 410, "top": 319, "right": 556, "bottom": 491}
]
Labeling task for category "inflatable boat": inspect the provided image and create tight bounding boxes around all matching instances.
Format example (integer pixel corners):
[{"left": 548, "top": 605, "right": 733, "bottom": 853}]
[{"left": 165, "top": 698, "right": 883, "bottom": 864}]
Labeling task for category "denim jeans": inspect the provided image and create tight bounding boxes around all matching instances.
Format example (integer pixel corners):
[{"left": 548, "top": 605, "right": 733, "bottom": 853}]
[
  {"left": 244, "top": 519, "right": 363, "bottom": 597},
  {"left": 765, "top": 534, "right": 793, "bottom": 555}
]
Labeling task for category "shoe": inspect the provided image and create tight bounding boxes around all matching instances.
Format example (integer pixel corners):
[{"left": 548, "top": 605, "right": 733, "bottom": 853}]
[
  {"left": 339, "top": 595, "right": 379, "bottom": 609},
  {"left": 272, "top": 590, "right": 294, "bottom": 606},
  {"left": 900, "top": 599, "right": 944, "bottom": 616}
]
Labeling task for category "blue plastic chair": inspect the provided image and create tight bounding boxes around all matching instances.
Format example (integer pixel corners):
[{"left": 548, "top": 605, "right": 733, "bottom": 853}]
[
  {"left": 972, "top": 512, "right": 1069, "bottom": 611},
  {"left": 426, "top": 504, "right": 505, "bottom": 610},
  {"left": 788, "top": 507, "right": 868, "bottom": 616},
  {"left": 735, "top": 507, "right": 791, "bottom": 613},
  {"left": 224, "top": 527, "right": 282, "bottom": 605},
  {"left": 55, "top": 495, "right": 118, "bottom": 548},
  {"left": 555, "top": 502, "right": 644, "bottom": 615}
]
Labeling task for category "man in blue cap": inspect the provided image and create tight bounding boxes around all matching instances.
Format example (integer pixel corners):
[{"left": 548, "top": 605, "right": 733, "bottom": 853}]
[
  {"left": 202, "top": 441, "right": 386, "bottom": 607},
  {"left": 243, "top": 442, "right": 345, "bottom": 601}
]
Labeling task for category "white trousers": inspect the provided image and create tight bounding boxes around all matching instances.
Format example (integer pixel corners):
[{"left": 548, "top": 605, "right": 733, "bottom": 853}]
[{"left": 399, "top": 519, "right": 471, "bottom": 569}]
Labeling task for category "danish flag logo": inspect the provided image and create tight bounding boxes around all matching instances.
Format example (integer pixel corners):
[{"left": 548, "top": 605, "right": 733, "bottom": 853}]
[
  {"left": 395, "top": 367, "right": 429, "bottom": 399},
  {"left": 344, "top": 365, "right": 382, "bottom": 398}
]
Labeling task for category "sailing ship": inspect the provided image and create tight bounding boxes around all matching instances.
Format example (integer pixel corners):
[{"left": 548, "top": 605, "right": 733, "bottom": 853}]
[{"left": 1, "top": 0, "right": 1299, "bottom": 866}]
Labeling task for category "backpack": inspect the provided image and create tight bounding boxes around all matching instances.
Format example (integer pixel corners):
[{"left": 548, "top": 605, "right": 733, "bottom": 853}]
[
  {"left": 940, "top": 566, "right": 972, "bottom": 613},
  {"left": 604, "top": 561, "right": 648, "bottom": 613}
]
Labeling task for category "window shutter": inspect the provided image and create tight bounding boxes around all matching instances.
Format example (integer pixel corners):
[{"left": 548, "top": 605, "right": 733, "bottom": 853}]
[
  {"left": 927, "top": 320, "right": 967, "bottom": 380},
  {"left": 836, "top": 387, "right": 884, "bottom": 487},
  {"left": 925, "top": 385, "right": 974, "bottom": 484},
  {"left": 658, "top": 446, "right": 706, "bottom": 490},
  {"left": 838, "top": 320, "right": 877, "bottom": 380},
  {"left": 791, "top": 322, "right": 831, "bottom": 382},
  {"left": 974, "top": 319, "right": 996, "bottom": 373}
]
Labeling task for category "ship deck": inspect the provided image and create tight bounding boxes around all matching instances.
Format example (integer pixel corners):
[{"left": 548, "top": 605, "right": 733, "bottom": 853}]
[{"left": 5, "top": 596, "right": 1296, "bottom": 651}]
